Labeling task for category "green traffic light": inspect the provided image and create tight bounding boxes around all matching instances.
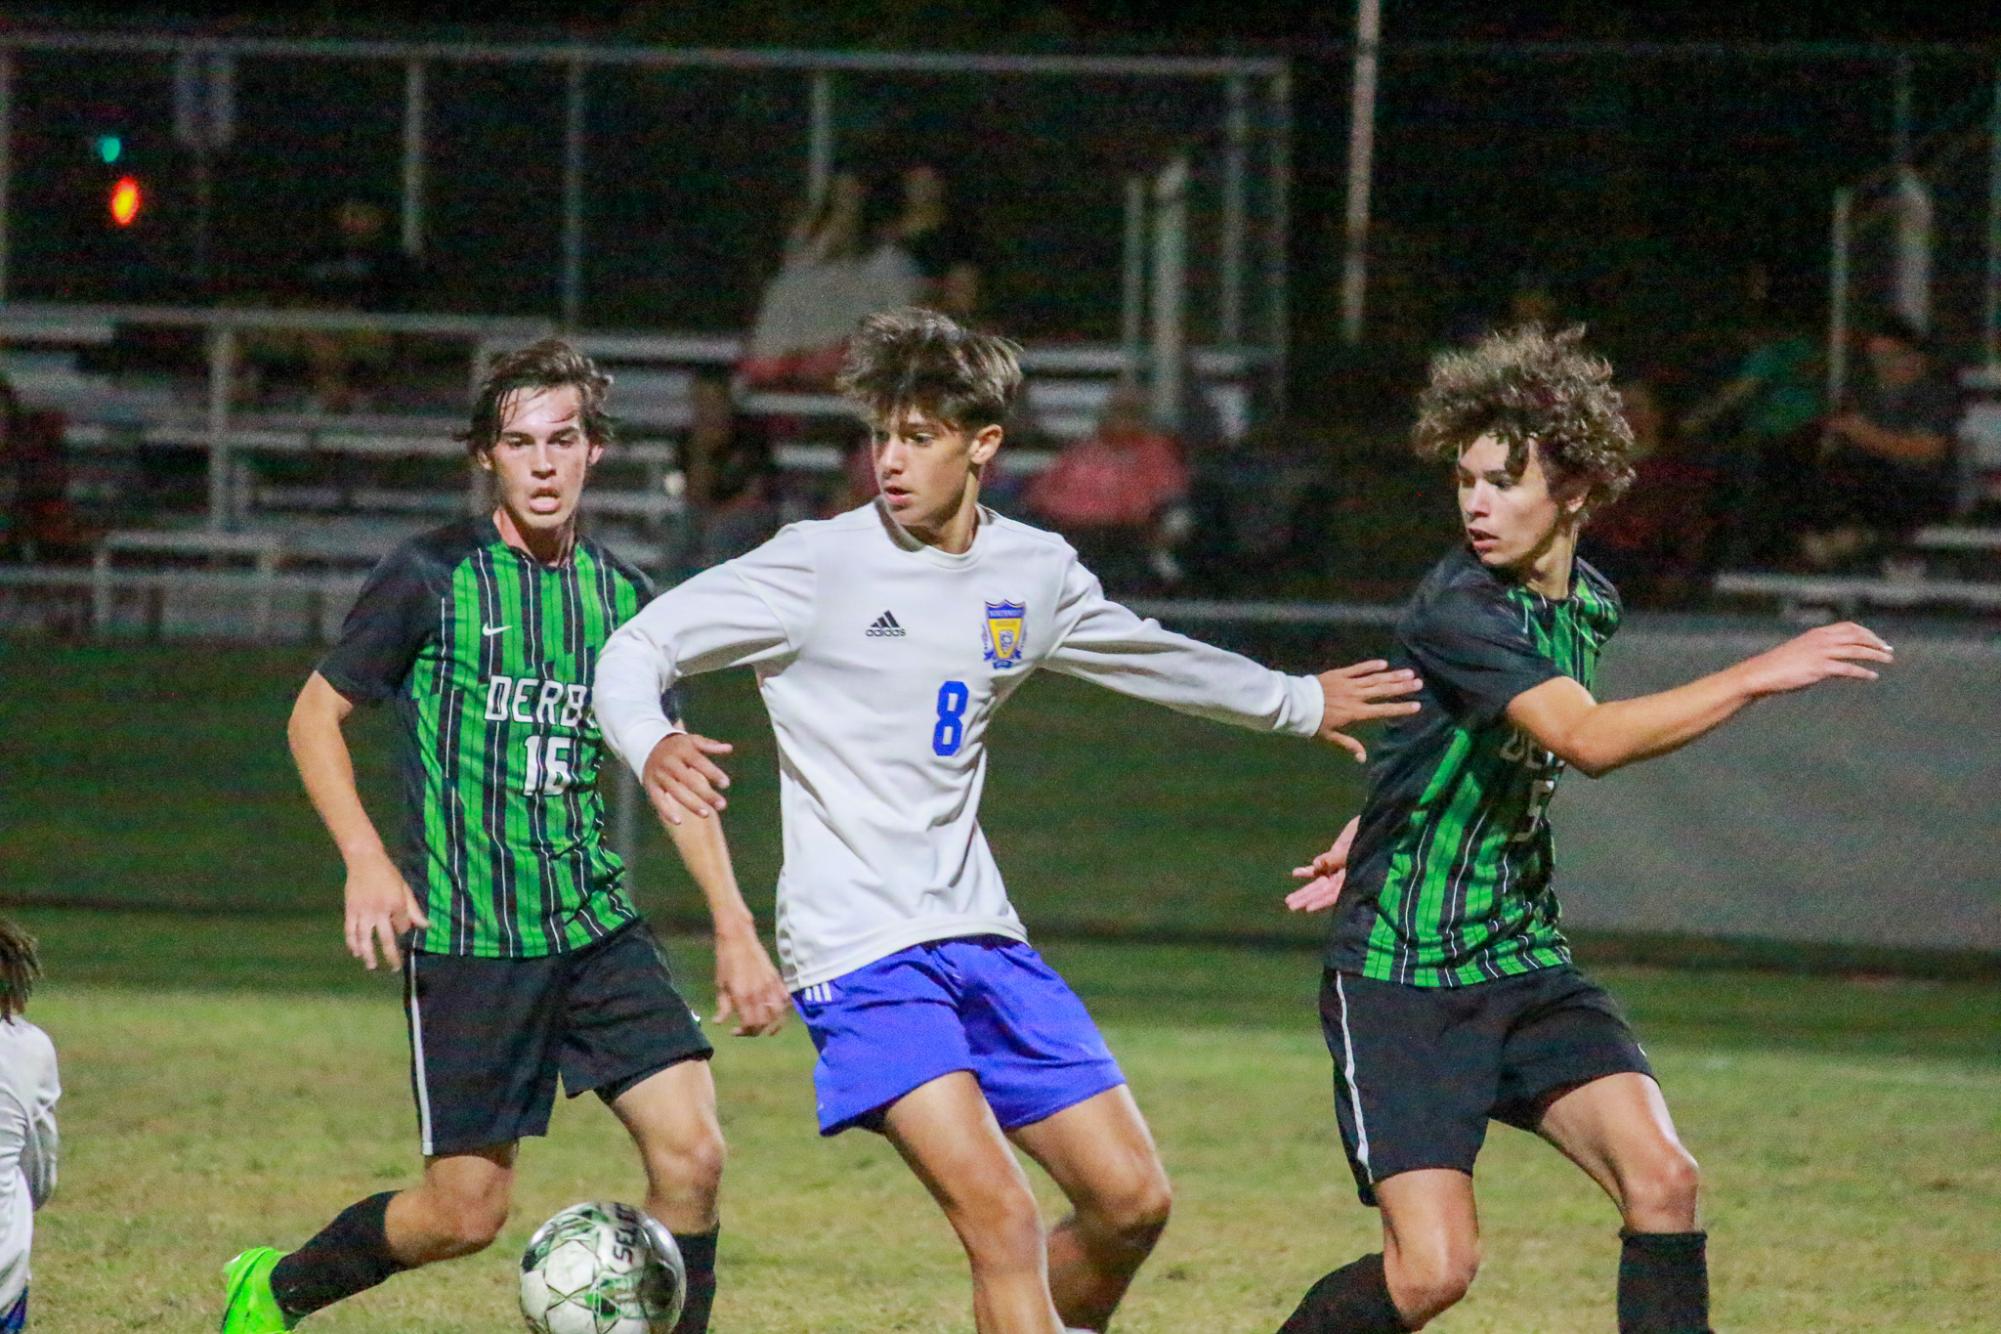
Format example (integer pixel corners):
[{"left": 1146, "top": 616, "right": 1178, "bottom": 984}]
[{"left": 96, "top": 135, "right": 123, "bottom": 165}]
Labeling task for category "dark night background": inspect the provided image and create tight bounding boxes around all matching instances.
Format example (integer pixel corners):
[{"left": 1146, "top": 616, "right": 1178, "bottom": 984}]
[{"left": 6, "top": 2, "right": 1997, "bottom": 417}]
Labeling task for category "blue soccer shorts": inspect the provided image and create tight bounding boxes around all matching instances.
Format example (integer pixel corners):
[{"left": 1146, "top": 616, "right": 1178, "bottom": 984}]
[{"left": 792, "top": 935, "right": 1126, "bottom": 1136}]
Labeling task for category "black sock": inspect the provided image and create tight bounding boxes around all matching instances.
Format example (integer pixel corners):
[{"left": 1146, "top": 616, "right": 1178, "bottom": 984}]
[
  {"left": 269, "top": 1192, "right": 409, "bottom": 1319},
  {"left": 671, "top": 1226, "right": 719, "bottom": 1334},
  {"left": 1278, "top": 1252, "right": 1406, "bottom": 1334},
  {"left": 1618, "top": 1230, "right": 1711, "bottom": 1334}
]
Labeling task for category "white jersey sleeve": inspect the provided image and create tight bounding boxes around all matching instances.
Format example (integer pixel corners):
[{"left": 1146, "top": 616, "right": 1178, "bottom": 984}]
[
  {"left": 1044, "top": 555, "right": 1325, "bottom": 737},
  {"left": 595, "top": 524, "right": 819, "bottom": 776},
  {"left": 0, "top": 1018, "right": 59, "bottom": 1312}
]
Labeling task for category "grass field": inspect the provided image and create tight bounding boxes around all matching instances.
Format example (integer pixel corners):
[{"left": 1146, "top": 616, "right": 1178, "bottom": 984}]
[{"left": 6, "top": 644, "right": 2000, "bottom": 1330}]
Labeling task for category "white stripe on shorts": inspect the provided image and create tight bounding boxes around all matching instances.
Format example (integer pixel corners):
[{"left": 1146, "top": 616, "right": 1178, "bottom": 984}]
[
  {"left": 406, "top": 954, "right": 434, "bottom": 1156},
  {"left": 1334, "top": 972, "right": 1373, "bottom": 1182}
]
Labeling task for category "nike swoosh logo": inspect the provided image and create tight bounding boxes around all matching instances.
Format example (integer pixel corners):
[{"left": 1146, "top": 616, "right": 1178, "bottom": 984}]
[{"left": 482, "top": 624, "right": 510, "bottom": 638}]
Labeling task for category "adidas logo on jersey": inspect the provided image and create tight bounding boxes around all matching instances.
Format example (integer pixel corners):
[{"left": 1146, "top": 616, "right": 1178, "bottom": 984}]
[{"left": 865, "top": 611, "right": 907, "bottom": 638}]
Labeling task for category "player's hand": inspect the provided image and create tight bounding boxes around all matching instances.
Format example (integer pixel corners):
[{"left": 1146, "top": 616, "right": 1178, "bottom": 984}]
[
  {"left": 1314, "top": 660, "right": 1422, "bottom": 762},
  {"left": 342, "top": 848, "right": 428, "bottom": 971},
  {"left": 642, "top": 731, "right": 735, "bottom": 825},
  {"left": 711, "top": 927, "right": 788, "bottom": 1037},
  {"left": 1285, "top": 816, "right": 1358, "bottom": 914},
  {"left": 1739, "top": 621, "right": 1893, "bottom": 697}
]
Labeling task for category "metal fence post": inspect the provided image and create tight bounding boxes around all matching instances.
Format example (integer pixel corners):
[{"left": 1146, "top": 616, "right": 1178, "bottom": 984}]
[
  {"left": 1151, "top": 156, "right": 1190, "bottom": 432},
  {"left": 1829, "top": 187, "right": 1854, "bottom": 409},
  {"left": 809, "top": 69, "right": 835, "bottom": 203},
  {"left": 1985, "top": 60, "right": 2001, "bottom": 370},
  {"left": 1341, "top": 0, "right": 1382, "bottom": 347},
  {"left": 1122, "top": 174, "right": 1147, "bottom": 376},
  {"left": 206, "top": 323, "right": 236, "bottom": 531},
  {"left": 0, "top": 51, "right": 11, "bottom": 302},
  {"left": 1221, "top": 75, "right": 1248, "bottom": 346},
  {"left": 1266, "top": 64, "right": 1293, "bottom": 411},
  {"left": 561, "top": 54, "right": 586, "bottom": 328},
  {"left": 402, "top": 59, "right": 426, "bottom": 257}
]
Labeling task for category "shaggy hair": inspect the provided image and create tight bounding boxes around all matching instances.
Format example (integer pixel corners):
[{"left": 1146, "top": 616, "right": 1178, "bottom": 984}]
[
  {"left": 1413, "top": 324, "right": 1637, "bottom": 514},
  {"left": 0, "top": 919, "right": 41, "bottom": 1021},
  {"left": 460, "top": 337, "right": 615, "bottom": 458},
  {"left": 836, "top": 307, "right": 1023, "bottom": 432}
]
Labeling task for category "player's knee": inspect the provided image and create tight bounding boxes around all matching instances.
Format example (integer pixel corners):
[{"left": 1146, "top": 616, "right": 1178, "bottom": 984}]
[
  {"left": 649, "top": 1122, "right": 727, "bottom": 1200},
  {"left": 1389, "top": 1239, "right": 1480, "bottom": 1322},
  {"left": 438, "top": 1192, "right": 511, "bottom": 1257},
  {"left": 1084, "top": 1163, "right": 1172, "bottom": 1255},
  {"left": 953, "top": 1180, "right": 1047, "bottom": 1267},
  {"left": 1625, "top": 1145, "right": 1701, "bottom": 1224}
]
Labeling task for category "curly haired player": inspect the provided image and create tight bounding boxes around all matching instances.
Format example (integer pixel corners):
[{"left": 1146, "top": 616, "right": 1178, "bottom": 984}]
[{"left": 1277, "top": 326, "right": 1893, "bottom": 1333}]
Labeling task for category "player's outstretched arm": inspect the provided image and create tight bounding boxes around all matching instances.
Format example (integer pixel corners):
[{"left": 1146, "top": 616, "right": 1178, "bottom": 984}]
[
  {"left": 1506, "top": 621, "right": 1893, "bottom": 779},
  {"left": 289, "top": 671, "right": 428, "bottom": 970},
  {"left": 1284, "top": 815, "right": 1359, "bottom": 914},
  {"left": 1314, "top": 660, "right": 1423, "bottom": 762},
  {"left": 653, "top": 806, "right": 788, "bottom": 1037}
]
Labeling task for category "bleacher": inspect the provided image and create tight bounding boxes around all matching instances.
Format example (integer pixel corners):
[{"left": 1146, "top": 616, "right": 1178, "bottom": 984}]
[
  {"left": 1, "top": 303, "right": 1262, "bottom": 641},
  {"left": 1710, "top": 366, "right": 2001, "bottom": 620}
]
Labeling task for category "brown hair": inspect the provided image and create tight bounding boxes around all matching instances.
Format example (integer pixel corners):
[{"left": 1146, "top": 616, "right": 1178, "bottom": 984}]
[
  {"left": 835, "top": 307, "right": 1023, "bottom": 433},
  {"left": 0, "top": 919, "right": 42, "bottom": 1021},
  {"left": 459, "top": 337, "right": 614, "bottom": 458},
  {"left": 1413, "top": 324, "right": 1638, "bottom": 515}
]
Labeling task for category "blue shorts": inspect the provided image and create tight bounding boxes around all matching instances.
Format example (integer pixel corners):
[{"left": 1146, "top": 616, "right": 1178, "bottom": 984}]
[
  {"left": 2, "top": 1289, "right": 24, "bottom": 1333},
  {"left": 793, "top": 936, "right": 1126, "bottom": 1136}
]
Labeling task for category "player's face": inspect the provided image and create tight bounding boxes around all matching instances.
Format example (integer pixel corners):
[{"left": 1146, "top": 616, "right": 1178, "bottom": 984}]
[
  {"left": 480, "top": 385, "right": 603, "bottom": 547},
  {"left": 871, "top": 405, "right": 1001, "bottom": 538},
  {"left": 1455, "top": 433, "right": 1581, "bottom": 576}
]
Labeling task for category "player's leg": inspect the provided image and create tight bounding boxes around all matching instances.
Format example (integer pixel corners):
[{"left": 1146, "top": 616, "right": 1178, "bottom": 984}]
[
  {"left": 608, "top": 1062, "right": 727, "bottom": 1334},
  {"left": 945, "top": 938, "right": 1152, "bottom": 1329},
  {"left": 1279, "top": 970, "right": 1499, "bottom": 1333},
  {"left": 1494, "top": 967, "right": 1705, "bottom": 1333},
  {"left": 1536, "top": 1074, "right": 1707, "bottom": 1334},
  {"left": 793, "top": 943, "right": 1066, "bottom": 1332},
  {"left": 226, "top": 1145, "right": 516, "bottom": 1332},
  {"left": 560, "top": 923, "right": 720, "bottom": 1334},
  {"left": 882, "top": 1071, "right": 1066, "bottom": 1334},
  {"left": 1006, "top": 1085, "right": 1170, "bottom": 1331},
  {"left": 223, "top": 947, "right": 563, "bottom": 1331}
]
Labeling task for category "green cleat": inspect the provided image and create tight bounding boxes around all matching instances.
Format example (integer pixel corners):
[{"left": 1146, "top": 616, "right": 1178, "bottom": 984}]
[{"left": 220, "top": 1247, "right": 298, "bottom": 1333}]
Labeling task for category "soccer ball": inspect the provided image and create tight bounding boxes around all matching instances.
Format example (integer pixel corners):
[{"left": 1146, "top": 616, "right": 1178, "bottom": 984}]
[{"left": 519, "top": 1200, "right": 686, "bottom": 1334}]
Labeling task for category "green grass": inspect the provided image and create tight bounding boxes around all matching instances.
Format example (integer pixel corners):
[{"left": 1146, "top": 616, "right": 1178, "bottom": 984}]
[
  {"left": 8, "top": 644, "right": 2001, "bottom": 1329},
  {"left": 19, "top": 919, "right": 2001, "bottom": 1332}
]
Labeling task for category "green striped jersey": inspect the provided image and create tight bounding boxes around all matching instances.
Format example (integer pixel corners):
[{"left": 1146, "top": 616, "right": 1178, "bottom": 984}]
[
  {"left": 317, "top": 516, "right": 658, "bottom": 957},
  {"left": 1326, "top": 544, "right": 1621, "bottom": 987}
]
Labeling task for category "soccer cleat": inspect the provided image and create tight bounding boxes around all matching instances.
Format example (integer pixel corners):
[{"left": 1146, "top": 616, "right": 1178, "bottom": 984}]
[{"left": 220, "top": 1247, "right": 298, "bottom": 1332}]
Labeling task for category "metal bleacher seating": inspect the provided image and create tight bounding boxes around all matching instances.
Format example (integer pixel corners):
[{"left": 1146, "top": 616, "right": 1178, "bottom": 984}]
[{"left": 1712, "top": 366, "right": 2001, "bottom": 619}]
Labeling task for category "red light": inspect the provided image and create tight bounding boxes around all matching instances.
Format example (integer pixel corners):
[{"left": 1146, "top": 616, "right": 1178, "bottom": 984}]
[{"left": 109, "top": 176, "right": 142, "bottom": 227}]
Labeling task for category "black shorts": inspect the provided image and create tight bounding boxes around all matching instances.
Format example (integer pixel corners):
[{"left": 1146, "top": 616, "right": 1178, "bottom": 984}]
[
  {"left": 1319, "top": 965, "right": 1654, "bottom": 1206},
  {"left": 403, "top": 922, "right": 713, "bottom": 1157}
]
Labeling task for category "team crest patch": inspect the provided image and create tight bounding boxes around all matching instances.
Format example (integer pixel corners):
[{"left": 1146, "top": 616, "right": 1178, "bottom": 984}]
[{"left": 982, "top": 600, "right": 1027, "bottom": 669}]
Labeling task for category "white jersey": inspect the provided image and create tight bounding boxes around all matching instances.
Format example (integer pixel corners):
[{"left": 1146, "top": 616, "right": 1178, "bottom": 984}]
[
  {"left": 0, "top": 1017, "right": 58, "bottom": 1312},
  {"left": 596, "top": 502, "right": 1324, "bottom": 989}
]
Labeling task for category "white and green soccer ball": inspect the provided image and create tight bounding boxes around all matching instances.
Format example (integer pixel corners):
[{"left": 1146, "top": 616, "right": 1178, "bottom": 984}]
[{"left": 519, "top": 1200, "right": 686, "bottom": 1334}]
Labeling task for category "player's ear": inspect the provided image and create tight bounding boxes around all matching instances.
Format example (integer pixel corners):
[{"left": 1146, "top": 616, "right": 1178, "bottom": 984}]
[
  {"left": 473, "top": 448, "right": 495, "bottom": 474},
  {"left": 969, "top": 423, "right": 1004, "bottom": 466},
  {"left": 587, "top": 439, "right": 606, "bottom": 468}
]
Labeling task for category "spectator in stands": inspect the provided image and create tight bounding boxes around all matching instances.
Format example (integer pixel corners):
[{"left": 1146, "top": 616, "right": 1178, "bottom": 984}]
[
  {"left": 882, "top": 160, "right": 981, "bottom": 320},
  {"left": 1800, "top": 314, "right": 1959, "bottom": 569},
  {"left": 744, "top": 172, "right": 919, "bottom": 389},
  {"left": 681, "top": 370, "right": 778, "bottom": 566},
  {"left": 1680, "top": 302, "right": 1822, "bottom": 567},
  {"left": 294, "top": 196, "right": 425, "bottom": 413},
  {"left": 1026, "top": 379, "right": 1191, "bottom": 590},
  {"left": 0, "top": 370, "right": 92, "bottom": 561},
  {"left": 1585, "top": 375, "right": 1719, "bottom": 605}
]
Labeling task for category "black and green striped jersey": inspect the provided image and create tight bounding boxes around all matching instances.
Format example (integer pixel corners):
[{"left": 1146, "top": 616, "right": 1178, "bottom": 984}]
[
  {"left": 318, "top": 516, "right": 660, "bottom": 958},
  {"left": 1326, "top": 544, "right": 1621, "bottom": 987}
]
